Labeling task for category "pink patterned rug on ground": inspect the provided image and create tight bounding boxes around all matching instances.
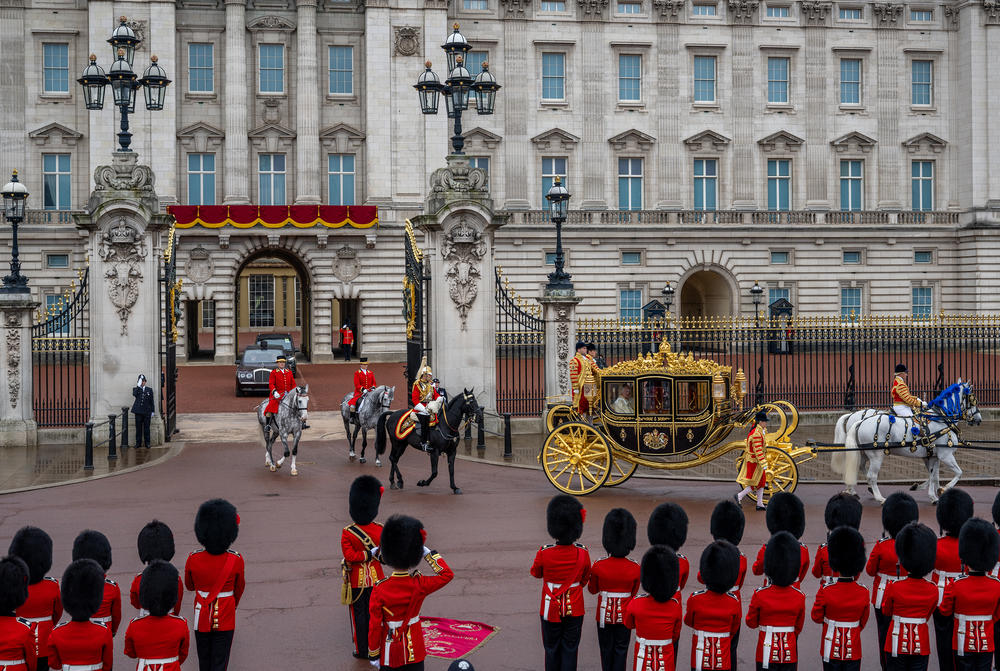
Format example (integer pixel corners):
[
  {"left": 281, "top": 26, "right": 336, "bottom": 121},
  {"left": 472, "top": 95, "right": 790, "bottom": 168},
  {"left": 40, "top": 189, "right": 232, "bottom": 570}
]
[{"left": 421, "top": 616, "right": 499, "bottom": 659}]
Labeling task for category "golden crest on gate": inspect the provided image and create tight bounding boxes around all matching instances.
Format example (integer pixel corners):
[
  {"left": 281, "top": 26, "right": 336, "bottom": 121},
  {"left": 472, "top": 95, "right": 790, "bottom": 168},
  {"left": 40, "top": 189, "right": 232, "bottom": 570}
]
[{"left": 643, "top": 429, "right": 669, "bottom": 450}]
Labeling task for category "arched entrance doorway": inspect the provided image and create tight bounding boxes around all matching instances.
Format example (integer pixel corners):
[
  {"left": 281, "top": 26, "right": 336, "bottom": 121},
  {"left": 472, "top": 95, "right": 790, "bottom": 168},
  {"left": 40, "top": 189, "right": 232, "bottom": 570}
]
[
  {"left": 680, "top": 270, "right": 734, "bottom": 319},
  {"left": 234, "top": 250, "right": 312, "bottom": 361}
]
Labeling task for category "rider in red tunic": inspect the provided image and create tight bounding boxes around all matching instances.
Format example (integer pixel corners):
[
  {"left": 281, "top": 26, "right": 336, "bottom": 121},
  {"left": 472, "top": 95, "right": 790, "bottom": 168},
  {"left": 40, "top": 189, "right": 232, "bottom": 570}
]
[
  {"left": 349, "top": 358, "right": 376, "bottom": 413},
  {"left": 411, "top": 359, "right": 440, "bottom": 451},
  {"left": 265, "top": 356, "right": 300, "bottom": 428}
]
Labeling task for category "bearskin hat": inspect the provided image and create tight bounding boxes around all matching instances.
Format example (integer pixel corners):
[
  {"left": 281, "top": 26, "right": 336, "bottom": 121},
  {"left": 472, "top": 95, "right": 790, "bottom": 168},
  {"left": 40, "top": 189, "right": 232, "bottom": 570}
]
[
  {"left": 380, "top": 515, "right": 425, "bottom": 571},
  {"left": 882, "top": 492, "right": 919, "bottom": 539},
  {"left": 710, "top": 499, "right": 746, "bottom": 545},
  {"left": 824, "top": 493, "right": 863, "bottom": 532},
  {"left": 8, "top": 526, "right": 53, "bottom": 584},
  {"left": 700, "top": 541, "right": 740, "bottom": 594},
  {"left": 640, "top": 545, "right": 679, "bottom": 603},
  {"left": 194, "top": 499, "right": 239, "bottom": 555},
  {"left": 0, "top": 556, "right": 29, "bottom": 614},
  {"left": 764, "top": 531, "right": 801, "bottom": 587},
  {"left": 647, "top": 502, "right": 688, "bottom": 551},
  {"left": 992, "top": 490, "right": 1000, "bottom": 528},
  {"left": 137, "top": 520, "right": 175, "bottom": 564},
  {"left": 448, "top": 660, "right": 475, "bottom": 671},
  {"left": 72, "top": 530, "right": 112, "bottom": 572},
  {"left": 827, "top": 526, "right": 866, "bottom": 578},
  {"left": 138, "top": 559, "right": 180, "bottom": 617},
  {"left": 765, "top": 492, "right": 806, "bottom": 539},
  {"left": 895, "top": 522, "right": 937, "bottom": 579},
  {"left": 349, "top": 475, "right": 383, "bottom": 526},
  {"left": 547, "top": 495, "right": 584, "bottom": 545},
  {"left": 936, "top": 487, "right": 974, "bottom": 537},
  {"left": 602, "top": 508, "right": 637, "bottom": 558},
  {"left": 959, "top": 518, "right": 1000, "bottom": 573},
  {"left": 61, "top": 558, "right": 105, "bottom": 622}
]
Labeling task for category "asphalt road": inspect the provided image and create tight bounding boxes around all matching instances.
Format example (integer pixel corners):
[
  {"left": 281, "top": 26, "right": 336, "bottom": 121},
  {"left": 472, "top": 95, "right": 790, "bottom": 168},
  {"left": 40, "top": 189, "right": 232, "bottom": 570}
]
[{"left": 1, "top": 436, "right": 992, "bottom": 670}]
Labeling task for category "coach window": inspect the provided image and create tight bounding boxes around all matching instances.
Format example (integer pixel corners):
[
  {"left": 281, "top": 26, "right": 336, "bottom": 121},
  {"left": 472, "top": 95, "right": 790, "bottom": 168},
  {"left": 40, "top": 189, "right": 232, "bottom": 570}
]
[
  {"left": 676, "top": 380, "right": 709, "bottom": 416},
  {"left": 605, "top": 381, "right": 636, "bottom": 416},
  {"left": 641, "top": 379, "right": 671, "bottom": 415}
]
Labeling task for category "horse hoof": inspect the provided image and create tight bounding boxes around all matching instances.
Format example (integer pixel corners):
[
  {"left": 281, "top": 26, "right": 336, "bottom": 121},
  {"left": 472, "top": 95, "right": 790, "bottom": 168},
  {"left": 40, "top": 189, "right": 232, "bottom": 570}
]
[
  {"left": 269, "top": 465, "right": 276, "bottom": 472},
  {"left": 359, "top": 457, "right": 367, "bottom": 464},
  {"left": 390, "top": 482, "right": 397, "bottom": 490},
  {"left": 375, "top": 459, "right": 382, "bottom": 467},
  {"left": 291, "top": 468, "right": 298, "bottom": 476},
  {"left": 417, "top": 480, "right": 428, "bottom": 487},
  {"left": 453, "top": 488, "right": 463, "bottom": 495},
  {"left": 909, "top": 482, "right": 920, "bottom": 491}
]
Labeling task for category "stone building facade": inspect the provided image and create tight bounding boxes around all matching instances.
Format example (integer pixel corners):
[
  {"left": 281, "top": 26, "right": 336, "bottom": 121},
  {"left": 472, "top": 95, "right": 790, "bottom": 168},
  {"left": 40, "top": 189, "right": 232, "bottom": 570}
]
[{"left": 2, "top": 0, "right": 1000, "bottom": 362}]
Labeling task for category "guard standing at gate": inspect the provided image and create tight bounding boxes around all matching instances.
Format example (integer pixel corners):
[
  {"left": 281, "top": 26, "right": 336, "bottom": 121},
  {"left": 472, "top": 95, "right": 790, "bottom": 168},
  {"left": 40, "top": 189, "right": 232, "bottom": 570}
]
[
  {"left": 132, "top": 374, "right": 155, "bottom": 448},
  {"left": 340, "top": 323, "right": 355, "bottom": 362},
  {"left": 891, "top": 365, "right": 926, "bottom": 417}
]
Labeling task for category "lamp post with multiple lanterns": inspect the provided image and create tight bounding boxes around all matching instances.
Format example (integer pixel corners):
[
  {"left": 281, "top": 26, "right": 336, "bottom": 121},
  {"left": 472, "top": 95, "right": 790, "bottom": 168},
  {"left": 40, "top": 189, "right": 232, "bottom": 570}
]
[
  {"left": 0, "top": 171, "right": 29, "bottom": 294},
  {"left": 750, "top": 280, "right": 765, "bottom": 399},
  {"left": 544, "top": 177, "right": 573, "bottom": 292}
]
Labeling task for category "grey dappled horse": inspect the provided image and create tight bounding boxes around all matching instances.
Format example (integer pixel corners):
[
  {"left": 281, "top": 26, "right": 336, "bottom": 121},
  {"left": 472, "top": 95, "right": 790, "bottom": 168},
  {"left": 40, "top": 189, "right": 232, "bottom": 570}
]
[
  {"left": 340, "top": 385, "right": 394, "bottom": 465},
  {"left": 257, "top": 385, "right": 310, "bottom": 476}
]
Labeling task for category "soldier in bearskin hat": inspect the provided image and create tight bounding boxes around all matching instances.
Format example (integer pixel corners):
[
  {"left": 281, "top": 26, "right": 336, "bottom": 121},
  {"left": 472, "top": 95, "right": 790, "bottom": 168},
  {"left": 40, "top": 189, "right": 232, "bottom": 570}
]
[
  {"left": 588, "top": 508, "right": 640, "bottom": 671},
  {"left": 752, "top": 492, "right": 809, "bottom": 588},
  {"left": 8, "top": 526, "right": 60, "bottom": 671},
  {"left": 47, "top": 559, "right": 113, "bottom": 671},
  {"left": 124, "top": 560, "right": 190, "bottom": 671},
  {"left": 0, "top": 555, "right": 36, "bottom": 671},
  {"left": 184, "top": 498, "right": 245, "bottom": 671},
  {"left": 866, "top": 491, "right": 919, "bottom": 671},
  {"left": 531, "top": 494, "right": 591, "bottom": 671},
  {"left": 130, "top": 520, "right": 183, "bottom": 617},
  {"left": 343, "top": 475, "right": 385, "bottom": 659},
  {"left": 703, "top": 499, "right": 747, "bottom": 671},
  {"left": 939, "top": 518, "right": 1000, "bottom": 671},
  {"left": 992, "top": 491, "right": 1000, "bottom": 668},
  {"left": 813, "top": 493, "right": 863, "bottom": 587},
  {"left": 746, "top": 531, "right": 806, "bottom": 671},
  {"left": 647, "top": 502, "right": 690, "bottom": 594},
  {"left": 685, "top": 540, "right": 741, "bottom": 671},
  {"left": 624, "top": 545, "right": 682, "bottom": 671},
  {"left": 933, "top": 488, "right": 975, "bottom": 671},
  {"left": 811, "top": 527, "right": 870, "bottom": 671},
  {"left": 368, "top": 514, "right": 453, "bottom": 670},
  {"left": 882, "top": 522, "right": 938, "bottom": 670},
  {"left": 71, "top": 530, "right": 121, "bottom": 636}
]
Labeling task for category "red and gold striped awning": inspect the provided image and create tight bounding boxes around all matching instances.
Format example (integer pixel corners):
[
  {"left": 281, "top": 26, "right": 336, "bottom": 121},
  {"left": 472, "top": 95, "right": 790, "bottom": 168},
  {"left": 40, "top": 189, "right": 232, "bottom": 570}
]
[{"left": 166, "top": 205, "right": 378, "bottom": 229}]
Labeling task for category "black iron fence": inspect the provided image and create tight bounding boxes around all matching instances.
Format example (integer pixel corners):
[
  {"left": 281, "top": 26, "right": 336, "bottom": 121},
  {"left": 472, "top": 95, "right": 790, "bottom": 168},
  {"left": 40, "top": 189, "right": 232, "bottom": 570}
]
[
  {"left": 577, "top": 314, "right": 1000, "bottom": 412},
  {"left": 495, "top": 267, "right": 546, "bottom": 416},
  {"left": 83, "top": 406, "right": 131, "bottom": 471}
]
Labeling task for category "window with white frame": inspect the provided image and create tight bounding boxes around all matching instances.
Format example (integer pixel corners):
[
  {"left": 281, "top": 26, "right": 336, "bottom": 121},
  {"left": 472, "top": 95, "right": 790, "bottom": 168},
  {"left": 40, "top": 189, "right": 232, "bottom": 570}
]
[
  {"left": 469, "top": 156, "right": 490, "bottom": 179},
  {"left": 294, "top": 276, "right": 302, "bottom": 327},
  {"left": 258, "top": 154, "right": 286, "bottom": 205},
  {"left": 910, "top": 9, "right": 932, "bottom": 20},
  {"left": 618, "top": 158, "right": 643, "bottom": 210},
  {"left": 768, "top": 287, "right": 790, "bottom": 306},
  {"left": 541, "top": 53, "right": 565, "bottom": 100},
  {"left": 259, "top": 44, "right": 284, "bottom": 93},
  {"left": 912, "top": 287, "right": 932, "bottom": 318},
  {"left": 620, "top": 289, "right": 643, "bottom": 321},
  {"left": 767, "top": 159, "right": 791, "bottom": 211},
  {"left": 466, "top": 51, "right": 488, "bottom": 76},
  {"left": 42, "top": 154, "right": 71, "bottom": 211},
  {"left": 840, "top": 59, "right": 862, "bottom": 105},
  {"left": 46, "top": 254, "right": 69, "bottom": 268},
  {"left": 622, "top": 251, "right": 642, "bottom": 265},
  {"left": 187, "top": 154, "right": 216, "bottom": 206},
  {"left": 43, "top": 44, "right": 69, "bottom": 93},
  {"left": 767, "top": 57, "right": 789, "bottom": 104},
  {"left": 45, "top": 295, "right": 70, "bottom": 335},
  {"left": 766, "top": 5, "right": 790, "bottom": 16},
  {"left": 249, "top": 275, "right": 275, "bottom": 328},
  {"left": 914, "top": 250, "right": 933, "bottom": 264},
  {"left": 201, "top": 300, "right": 216, "bottom": 328},
  {"left": 328, "top": 154, "right": 355, "bottom": 206},
  {"left": 618, "top": 0, "right": 642, "bottom": 12},
  {"left": 911, "top": 60, "right": 933, "bottom": 106},
  {"left": 911, "top": 161, "right": 933, "bottom": 211},
  {"left": 694, "top": 56, "right": 716, "bottom": 103},
  {"left": 840, "top": 286, "right": 862, "bottom": 319},
  {"left": 692, "top": 3, "right": 718, "bottom": 14},
  {"left": 188, "top": 43, "right": 214, "bottom": 93},
  {"left": 843, "top": 250, "right": 862, "bottom": 264},
  {"left": 839, "top": 6, "right": 862, "bottom": 18},
  {"left": 464, "top": 0, "right": 488, "bottom": 8},
  {"left": 329, "top": 46, "right": 353, "bottom": 95},
  {"left": 619, "top": 54, "right": 641, "bottom": 102},
  {"left": 541, "top": 0, "right": 566, "bottom": 10},
  {"left": 770, "top": 251, "right": 790, "bottom": 264},
  {"left": 541, "top": 157, "right": 567, "bottom": 209},
  {"left": 694, "top": 158, "right": 717, "bottom": 210},
  {"left": 839, "top": 160, "right": 863, "bottom": 211}
]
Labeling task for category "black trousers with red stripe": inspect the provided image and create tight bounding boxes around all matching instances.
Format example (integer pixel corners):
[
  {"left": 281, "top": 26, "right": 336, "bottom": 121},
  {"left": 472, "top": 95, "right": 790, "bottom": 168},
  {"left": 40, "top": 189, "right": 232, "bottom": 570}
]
[{"left": 349, "top": 586, "right": 373, "bottom": 657}]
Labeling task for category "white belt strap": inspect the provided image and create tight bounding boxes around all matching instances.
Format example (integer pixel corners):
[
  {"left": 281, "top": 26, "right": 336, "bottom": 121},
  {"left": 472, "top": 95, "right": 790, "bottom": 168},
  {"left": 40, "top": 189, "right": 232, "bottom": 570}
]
[
  {"left": 0, "top": 660, "right": 25, "bottom": 671},
  {"left": 137, "top": 657, "right": 179, "bottom": 671},
  {"left": 196, "top": 590, "right": 234, "bottom": 597},
  {"left": 21, "top": 616, "right": 50, "bottom": 624},
  {"left": 955, "top": 614, "right": 992, "bottom": 656},
  {"left": 693, "top": 630, "right": 727, "bottom": 670},
  {"left": 635, "top": 637, "right": 672, "bottom": 671},
  {"left": 822, "top": 619, "right": 860, "bottom": 662},
  {"left": 875, "top": 573, "right": 901, "bottom": 609},
  {"left": 936, "top": 571, "right": 963, "bottom": 605},
  {"left": 383, "top": 617, "right": 421, "bottom": 666},
  {"left": 90, "top": 616, "right": 112, "bottom": 626},
  {"left": 193, "top": 590, "right": 234, "bottom": 626},
  {"left": 542, "top": 581, "right": 580, "bottom": 621},
  {"left": 597, "top": 591, "right": 631, "bottom": 628},
  {"left": 61, "top": 665, "right": 103, "bottom": 671},
  {"left": 761, "top": 626, "right": 795, "bottom": 669},
  {"left": 890, "top": 615, "right": 928, "bottom": 657}
]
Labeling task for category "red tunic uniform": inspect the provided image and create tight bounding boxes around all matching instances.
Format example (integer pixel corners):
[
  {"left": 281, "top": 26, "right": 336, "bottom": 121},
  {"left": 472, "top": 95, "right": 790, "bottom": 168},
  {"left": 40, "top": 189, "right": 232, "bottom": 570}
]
[
  {"left": 264, "top": 367, "right": 296, "bottom": 415},
  {"left": 810, "top": 578, "right": 871, "bottom": 662},
  {"left": 123, "top": 614, "right": 190, "bottom": 671},
  {"left": 410, "top": 383, "right": 440, "bottom": 408},
  {"left": 342, "top": 522, "right": 384, "bottom": 589},
  {"left": 349, "top": 369, "right": 377, "bottom": 408},
  {"left": 47, "top": 620, "right": 113, "bottom": 671},
  {"left": 587, "top": 556, "right": 640, "bottom": 626},
  {"left": 933, "top": 535, "right": 964, "bottom": 605},
  {"left": 129, "top": 573, "right": 184, "bottom": 617},
  {"left": 14, "top": 577, "right": 60, "bottom": 661},
  {"left": 530, "top": 543, "right": 591, "bottom": 622},
  {"left": 367, "top": 551, "right": 454, "bottom": 668},
  {"left": 752, "top": 543, "right": 810, "bottom": 588},
  {"left": 866, "top": 537, "right": 907, "bottom": 609},
  {"left": 881, "top": 576, "right": 937, "bottom": 657},
  {"left": 684, "top": 590, "right": 741, "bottom": 670},
  {"left": 624, "top": 595, "right": 682, "bottom": 671},
  {"left": 0, "top": 616, "right": 36, "bottom": 671},
  {"left": 183, "top": 550, "right": 245, "bottom": 633},
  {"left": 939, "top": 574, "right": 1000, "bottom": 655},
  {"left": 340, "top": 326, "right": 354, "bottom": 346},
  {"left": 812, "top": 543, "right": 841, "bottom": 587},
  {"left": 746, "top": 584, "right": 806, "bottom": 667},
  {"left": 90, "top": 578, "right": 122, "bottom": 635}
]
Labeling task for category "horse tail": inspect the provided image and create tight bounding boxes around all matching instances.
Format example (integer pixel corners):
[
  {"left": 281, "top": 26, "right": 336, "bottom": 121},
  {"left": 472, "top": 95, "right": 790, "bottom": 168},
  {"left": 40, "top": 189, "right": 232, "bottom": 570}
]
[
  {"left": 833, "top": 413, "right": 849, "bottom": 445},
  {"left": 375, "top": 411, "right": 392, "bottom": 457},
  {"left": 842, "top": 422, "right": 861, "bottom": 488}
]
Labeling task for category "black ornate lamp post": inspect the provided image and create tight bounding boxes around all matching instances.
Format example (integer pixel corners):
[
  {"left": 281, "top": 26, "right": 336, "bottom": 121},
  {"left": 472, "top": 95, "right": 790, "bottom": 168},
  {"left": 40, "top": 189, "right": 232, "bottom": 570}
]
[
  {"left": 77, "top": 17, "right": 171, "bottom": 152},
  {"left": 661, "top": 281, "right": 675, "bottom": 315},
  {"left": 749, "top": 280, "right": 765, "bottom": 400},
  {"left": 414, "top": 24, "right": 501, "bottom": 154},
  {"left": 0, "top": 171, "right": 30, "bottom": 294},
  {"left": 544, "top": 177, "right": 572, "bottom": 292},
  {"left": 750, "top": 280, "right": 763, "bottom": 325}
]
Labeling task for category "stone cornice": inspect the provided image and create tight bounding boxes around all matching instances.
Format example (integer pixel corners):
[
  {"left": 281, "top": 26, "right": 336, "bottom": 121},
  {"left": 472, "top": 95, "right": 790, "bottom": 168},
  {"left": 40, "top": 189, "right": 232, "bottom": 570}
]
[
  {"left": 500, "top": 0, "right": 531, "bottom": 18},
  {"left": 799, "top": 1, "right": 832, "bottom": 24},
  {"left": 652, "top": 0, "right": 686, "bottom": 20},
  {"left": 872, "top": 2, "right": 905, "bottom": 26},
  {"left": 727, "top": 0, "right": 759, "bottom": 23}
]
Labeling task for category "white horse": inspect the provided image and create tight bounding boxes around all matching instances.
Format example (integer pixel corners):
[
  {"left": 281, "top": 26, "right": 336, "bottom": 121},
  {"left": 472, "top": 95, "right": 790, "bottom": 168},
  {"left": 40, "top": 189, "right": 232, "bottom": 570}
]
[
  {"left": 257, "top": 385, "right": 310, "bottom": 476},
  {"left": 340, "top": 385, "right": 394, "bottom": 465},
  {"left": 842, "top": 381, "right": 981, "bottom": 503}
]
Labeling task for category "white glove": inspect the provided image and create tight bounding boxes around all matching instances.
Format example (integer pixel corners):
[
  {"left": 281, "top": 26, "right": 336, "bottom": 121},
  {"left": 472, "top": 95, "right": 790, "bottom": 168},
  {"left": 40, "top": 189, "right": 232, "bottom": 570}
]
[
  {"left": 369, "top": 661, "right": 379, "bottom": 668},
  {"left": 370, "top": 546, "right": 380, "bottom": 559},
  {"left": 273, "top": 391, "right": 280, "bottom": 399},
  {"left": 921, "top": 400, "right": 928, "bottom": 409},
  {"left": 422, "top": 545, "right": 432, "bottom": 557}
]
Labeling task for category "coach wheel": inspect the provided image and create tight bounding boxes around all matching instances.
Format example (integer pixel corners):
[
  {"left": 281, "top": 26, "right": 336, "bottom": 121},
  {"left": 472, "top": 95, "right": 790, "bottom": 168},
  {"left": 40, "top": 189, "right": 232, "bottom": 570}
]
[
  {"left": 749, "top": 447, "right": 799, "bottom": 506},
  {"left": 603, "top": 455, "right": 638, "bottom": 487},
  {"left": 546, "top": 404, "right": 576, "bottom": 432},
  {"left": 542, "top": 422, "right": 611, "bottom": 496}
]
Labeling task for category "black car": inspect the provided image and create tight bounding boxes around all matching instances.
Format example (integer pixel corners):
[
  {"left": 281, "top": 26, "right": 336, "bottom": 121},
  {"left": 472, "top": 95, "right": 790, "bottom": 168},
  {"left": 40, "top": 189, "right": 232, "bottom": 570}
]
[
  {"left": 254, "top": 333, "right": 298, "bottom": 373},
  {"left": 235, "top": 345, "right": 285, "bottom": 396}
]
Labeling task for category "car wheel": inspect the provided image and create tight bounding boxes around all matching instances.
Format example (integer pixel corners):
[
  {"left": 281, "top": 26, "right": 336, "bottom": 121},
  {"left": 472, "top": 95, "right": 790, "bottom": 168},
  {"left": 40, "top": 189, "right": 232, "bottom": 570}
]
[{"left": 235, "top": 385, "right": 244, "bottom": 397}]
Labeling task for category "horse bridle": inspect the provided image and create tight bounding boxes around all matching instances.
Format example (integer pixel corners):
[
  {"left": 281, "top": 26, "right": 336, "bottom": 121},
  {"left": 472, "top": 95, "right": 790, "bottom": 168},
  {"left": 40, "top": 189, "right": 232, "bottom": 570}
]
[
  {"left": 282, "top": 388, "right": 309, "bottom": 418},
  {"left": 437, "top": 391, "right": 478, "bottom": 441}
]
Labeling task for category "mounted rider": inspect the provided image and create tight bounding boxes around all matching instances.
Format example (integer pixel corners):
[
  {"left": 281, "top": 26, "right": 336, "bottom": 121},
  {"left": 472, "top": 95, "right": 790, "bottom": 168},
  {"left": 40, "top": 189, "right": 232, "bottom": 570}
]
[
  {"left": 891, "top": 363, "right": 927, "bottom": 418},
  {"left": 411, "top": 357, "right": 441, "bottom": 451},
  {"left": 266, "top": 355, "right": 306, "bottom": 429},
  {"left": 348, "top": 357, "right": 376, "bottom": 417}
]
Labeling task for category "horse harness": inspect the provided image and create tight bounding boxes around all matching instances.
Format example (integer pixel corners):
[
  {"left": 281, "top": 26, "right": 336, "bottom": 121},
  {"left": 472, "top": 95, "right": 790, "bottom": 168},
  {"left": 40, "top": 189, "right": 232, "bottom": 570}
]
[
  {"left": 427, "top": 391, "right": 476, "bottom": 447},
  {"left": 877, "top": 392, "right": 973, "bottom": 455}
]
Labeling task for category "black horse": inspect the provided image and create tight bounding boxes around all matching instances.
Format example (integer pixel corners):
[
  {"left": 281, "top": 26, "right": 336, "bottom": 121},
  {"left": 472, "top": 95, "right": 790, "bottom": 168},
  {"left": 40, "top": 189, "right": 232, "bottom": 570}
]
[{"left": 375, "top": 388, "right": 482, "bottom": 494}]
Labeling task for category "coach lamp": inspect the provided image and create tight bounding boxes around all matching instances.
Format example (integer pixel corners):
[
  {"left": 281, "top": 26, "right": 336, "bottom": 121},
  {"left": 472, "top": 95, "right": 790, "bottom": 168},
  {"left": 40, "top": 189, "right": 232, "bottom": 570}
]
[
  {"left": 0, "top": 170, "right": 30, "bottom": 294},
  {"left": 581, "top": 366, "right": 598, "bottom": 416},
  {"left": 712, "top": 371, "right": 726, "bottom": 416},
  {"left": 733, "top": 368, "right": 748, "bottom": 409}
]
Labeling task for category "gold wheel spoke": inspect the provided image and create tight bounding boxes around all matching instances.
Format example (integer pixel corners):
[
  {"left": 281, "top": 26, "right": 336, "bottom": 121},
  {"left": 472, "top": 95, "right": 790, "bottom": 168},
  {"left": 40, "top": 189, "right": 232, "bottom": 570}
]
[
  {"left": 546, "top": 455, "right": 571, "bottom": 467},
  {"left": 552, "top": 462, "right": 572, "bottom": 480}
]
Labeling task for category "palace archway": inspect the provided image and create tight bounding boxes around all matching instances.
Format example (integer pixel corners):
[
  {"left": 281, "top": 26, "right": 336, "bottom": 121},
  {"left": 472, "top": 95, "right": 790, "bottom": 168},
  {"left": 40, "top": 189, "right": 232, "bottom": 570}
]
[
  {"left": 233, "top": 249, "right": 312, "bottom": 360},
  {"left": 679, "top": 270, "right": 734, "bottom": 319}
]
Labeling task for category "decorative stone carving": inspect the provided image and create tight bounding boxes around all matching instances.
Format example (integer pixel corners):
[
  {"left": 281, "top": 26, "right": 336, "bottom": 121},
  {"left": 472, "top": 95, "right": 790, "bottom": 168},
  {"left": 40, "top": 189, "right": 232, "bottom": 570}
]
[
  {"left": 97, "top": 218, "right": 146, "bottom": 336},
  {"left": 727, "top": 0, "right": 759, "bottom": 23},
  {"left": 333, "top": 245, "right": 361, "bottom": 282},
  {"left": 430, "top": 161, "right": 489, "bottom": 194},
  {"left": 830, "top": 131, "right": 877, "bottom": 153},
  {"left": 126, "top": 19, "right": 147, "bottom": 53},
  {"left": 555, "top": 308, "right": 571, "bottom": 394},
  {"left": 5, "top": 312, "right": 20, "bottom": 409},
  {"left": 942, "top": 4, "right": 959, "bottom": 26},
  {"left": 652, "top": 0, "right": 686, "bottom": 19},
  {"left": 799, "top": 1, "right": 831, "bottom": 23},
  {"left": 683, "top": 130, "right": 732, "bottom": 152},
  {"left": 394, "top": 26, "right": 420, "bottom": 56},
  {"left": 500, "top": 0, "right": 530, "bottom": 17},
  {"left": 93, "top": 153, "right": 156, "bottom": 193},
  {"left": 247, "top": 15, "right": 297, "bottom": 31},
  {"left": 441, "top": 218, "right": 487, "bottom": 330},
  {"left": 577, "top": 0, "right": 609, "bottom": 15},
  {"left": 185, "top": 247, "right": 214, "bottom": 284},
  {"left": 983, "top": 0, "right": 1000, "bottom": 24},
  {"left": 872, "top": 2, "right": 904, "bottom": 25}
]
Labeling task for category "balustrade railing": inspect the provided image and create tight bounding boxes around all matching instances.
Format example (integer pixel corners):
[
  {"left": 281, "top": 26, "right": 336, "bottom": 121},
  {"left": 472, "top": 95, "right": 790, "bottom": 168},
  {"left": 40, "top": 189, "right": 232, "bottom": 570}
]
[{"left": 500, "top": 209, "right": 962, "bottom": 226}]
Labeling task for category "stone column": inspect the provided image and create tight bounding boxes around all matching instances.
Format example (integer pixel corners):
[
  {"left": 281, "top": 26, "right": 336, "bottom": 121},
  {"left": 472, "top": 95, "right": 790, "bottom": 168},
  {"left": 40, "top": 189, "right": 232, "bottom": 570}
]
[
  {"left": 653, "top": 0, "right": 683, "bottom": 209},
  {"left": 729, "top": 3, "right": 758, "bottom": 209},
  {"left": 501, "top": 2, "right": 531, "bottom": 209},
  {"left": 364, "top": 1, "right": 392, "bottom": 204},
  {"left": 538, "top": 293, "right": 581, "bottom": 405},
  {"left": 0, "top": 296, "right": 38, "bottom": 447},
  {"left": 579, "top": 19, "right": 606, "bottom": 209},
  {"left": 802, "top": 2, "right": 831, "bottom": 209},
  {"left": 295, "top": 0, "right": 321, "bottom": 204},
  {"left": 148, "top": 2, "right": 178, "bottom": 205},
  {"left": 874, "top": 3, "right": 904, "bottom": 209},
  {"left": 0, "top": 0, "right": 26, "bottom": 186},
  {"left": 224, "top": 0, "right": 250, "bottom": 205},
  {"left": 311, "top": 289, "right": 333, "bottom": 362},
  {"left": 212, "top": 286, "right": 237, "bottom": 364}
]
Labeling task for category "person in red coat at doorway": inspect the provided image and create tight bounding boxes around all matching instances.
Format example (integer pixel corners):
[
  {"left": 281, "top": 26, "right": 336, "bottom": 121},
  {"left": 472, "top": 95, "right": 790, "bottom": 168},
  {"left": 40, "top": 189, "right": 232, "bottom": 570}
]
[
  {"left": 811, "top": 526, "right": 871, "bottom": 671},
  {"left": 340, "top": 323, "right": 355, "bottom": 361},
  {"left": 124, "top": 560, "right": 190, "bottom": 671},
  {"left": 265, "top": 355, "right": 308, "bottom": 429},
  {"left": 0, "top": 555, "right": 37, "bottom": 671},
  {"left": 348, "top": 358, "right": 376, "bottom": 415},
  {"left": 881, "top": 522, "right": 939, "bottom": 671}
]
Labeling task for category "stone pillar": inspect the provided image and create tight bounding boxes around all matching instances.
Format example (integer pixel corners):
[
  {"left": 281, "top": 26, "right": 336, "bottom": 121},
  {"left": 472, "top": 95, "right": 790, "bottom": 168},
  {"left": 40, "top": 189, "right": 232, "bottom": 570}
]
[
  {"left": 729, "top": 4, "right": 758, "bottom": 208},
  {"left": 212, "top": 286, "right": 237, "bottom": 365},
  {"left": 653, "top": 0, "right": 683, "bottom": 209},
  {"left": 148, "top": 2, "right": 178, "bottom": 205},
  {"left": 224, "top": 0, "right": 250, "bottom": 205},
  {"left": 538, "top": 293, "right": 581, "bottom": 405},
  {"left": 364, "top": 1, "right": 392, "bottom": 204},
  {"left": 0, "top": 297, "right": 38, "bottom": 447},
  {"left": 295, "top": 0, "right": 321, "bottom": 204},
  {"left": 311, "top": 289, "right": 334, "bottom": 363},
  {"left": 0, "top": 0, "right": 26, "bottom": 185},
  {"left": 579, "top": 20, "right": 606, "bottom": 209},
  {"left": 501, "top": 6, "right": 531, "bottom": 209},
  {"left": 802, "top": 2, "right": 831, "bottom": 209},
  {"left": 874, "top": 3, "right": 903, "bottom": 209}
]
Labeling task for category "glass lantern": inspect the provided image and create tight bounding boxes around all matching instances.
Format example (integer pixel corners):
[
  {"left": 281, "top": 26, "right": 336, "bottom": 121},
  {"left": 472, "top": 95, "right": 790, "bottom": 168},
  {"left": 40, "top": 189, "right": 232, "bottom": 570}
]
[
  {"left": 77, "top": 54, "right": 109, "bottom": 111},
  {"left": 108, "top": 16, "right": 140, "bottom": 66},
  {"left": 712, "top": 371, "right": 726, "bottom": 402},
  {"left": 471, "top": 62, "right": 501, "bottom": 115},
  {"left": 441, "top": 23, "right": 471, "bottom": 73},
  {"left": 447, "top": 57, "right": 472, "bottom": 112},
  {"left": 138, "top": 55, "right": 171, "bottom": 111},
  {"left": 414, "top": 61, "right": 441, "bottom": 115},
  {"left": 1, "top": 171, "right": 29, "bottom": 221},
  {"left": 108, "top": 49, "right": 138, "bottom": 113}
]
